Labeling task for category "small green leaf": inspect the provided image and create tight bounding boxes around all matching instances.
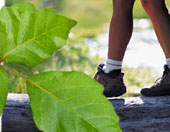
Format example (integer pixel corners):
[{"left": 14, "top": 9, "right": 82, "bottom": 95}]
[
  {"left": 0, "top": 3, "right": 76, "bottom": 66},
  {"left": 0, "top": 66, "right": 9, "bottom": 115},
  {"left": 27, "top": 71, "right": 121, "bottom": 132}
]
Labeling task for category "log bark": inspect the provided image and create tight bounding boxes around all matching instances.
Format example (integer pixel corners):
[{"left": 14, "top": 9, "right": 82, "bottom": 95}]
[
  {"left": 110, "top": 96, "right": 170, "bottom": 132},
  {"left": 1, "top": 94, "right": 39, "bottom": 132},
  {"left": 1, "top": 94, "right": 170, "bottom": 132}
]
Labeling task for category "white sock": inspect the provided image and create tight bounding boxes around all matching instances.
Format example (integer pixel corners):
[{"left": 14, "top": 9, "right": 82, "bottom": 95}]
[
  {"left": 104, "top": 58, "right": 122, "bottom": 73},
  {"left": 166, "top": 58, "right": 170, "bottom": 69}
]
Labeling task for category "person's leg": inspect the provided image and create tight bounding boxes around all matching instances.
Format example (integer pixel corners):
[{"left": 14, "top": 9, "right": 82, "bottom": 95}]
[
  {"left": 141, "top": 0, "right": 170, "bottom": 96},
  {"left": 94, "top": 0, "right": 135, "bottom": 97},
  {"left": 104, "top": 0, "right": 135, "bottom": 73},
  {"left": 141, "top": 0, "right": 170, "bottom": 58},
  {"left": 108, "top": 0, "right": 135, "bottom": 60}
]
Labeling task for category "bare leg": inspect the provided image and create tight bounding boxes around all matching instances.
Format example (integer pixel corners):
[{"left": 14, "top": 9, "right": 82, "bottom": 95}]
[
  {"left": 141, "top": 0, "right": 170, "bottom": 97},
  {"left": 141, "top": 0, "right": 170, "bottom": 58},
  {"left": 108, "top": 0, "right": 135, "bottom": 60}
]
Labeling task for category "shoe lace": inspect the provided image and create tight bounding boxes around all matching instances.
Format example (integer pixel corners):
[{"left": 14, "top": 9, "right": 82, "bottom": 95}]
[
  {"left": 154, "top": 77, "right": 162, "bottom": 87},
  {"left": 154, "top": 65, "right": 169, "bottom": 87}
]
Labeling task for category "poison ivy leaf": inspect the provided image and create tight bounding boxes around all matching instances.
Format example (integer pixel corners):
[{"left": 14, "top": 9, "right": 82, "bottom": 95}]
[
  {"left": 0, "top": 66, "right": 9, "bottom": 115},
  {"left": 0, "top": 3, "right": 76, "bottom": 66},
  {"left": 27, "top": 71, "right": 121, "bottom": 132}
]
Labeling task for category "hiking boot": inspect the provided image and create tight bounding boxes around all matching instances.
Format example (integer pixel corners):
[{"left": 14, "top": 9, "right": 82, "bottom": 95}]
[
  {"left": 94, "top": 64, "right": 126, "bottom": 97},
  {"left": 141, "top": 65, "right": 170, "bottom": 97}
]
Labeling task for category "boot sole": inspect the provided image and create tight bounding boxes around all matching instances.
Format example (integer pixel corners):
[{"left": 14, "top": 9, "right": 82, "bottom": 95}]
[{"left": 103, "top": 86, "right": 126, "bottom": 97}]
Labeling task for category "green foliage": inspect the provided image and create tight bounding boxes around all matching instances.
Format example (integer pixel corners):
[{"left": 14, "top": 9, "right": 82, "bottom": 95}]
[
  {"left": 61, "top": 0, "right": 170, "bottom": 38},
  {"left": 27, "top": 71, "right": 121, "bottom": 132},
  {"left": 6, "top": 0, "right": 170, "bottom": 39},
  {"left": 122, "top": 67, "right": 160, "bottom": 97},
  {"left": 0, "top": 2, "right": 121, "bottom": 132},
  {"left": 0, "top": 66, "right": 9, "bottom": 115},
  {"left": 0, "top": 2, "right": 76, "bottom": 66},
  {"left": 6, "top": 1, "right": 170, "bottom": 97}
]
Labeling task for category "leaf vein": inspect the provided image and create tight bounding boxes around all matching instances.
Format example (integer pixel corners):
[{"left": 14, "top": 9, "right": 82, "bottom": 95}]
[{"left": 0, "top": 24, "right": 63, "bottom": 61}]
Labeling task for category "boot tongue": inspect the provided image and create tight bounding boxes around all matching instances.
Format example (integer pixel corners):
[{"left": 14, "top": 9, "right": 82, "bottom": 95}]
[{"left": 163, "top": 65, "right": 170, "bottom": 76}]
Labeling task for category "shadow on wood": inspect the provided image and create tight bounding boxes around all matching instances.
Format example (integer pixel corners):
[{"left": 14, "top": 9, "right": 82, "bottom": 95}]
[{"left": 2, "top": 94, "right": 170, "bottom": 132}]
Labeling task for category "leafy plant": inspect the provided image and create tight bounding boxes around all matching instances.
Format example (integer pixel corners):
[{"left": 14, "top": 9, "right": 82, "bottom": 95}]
[{"left": 0, "top": 3, "right": 121, "bottom": 132}]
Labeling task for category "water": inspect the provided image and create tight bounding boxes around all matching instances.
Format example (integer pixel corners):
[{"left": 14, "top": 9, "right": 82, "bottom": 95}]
[{"left": 86, "top": 19, "right": 165, "bottom": 74}]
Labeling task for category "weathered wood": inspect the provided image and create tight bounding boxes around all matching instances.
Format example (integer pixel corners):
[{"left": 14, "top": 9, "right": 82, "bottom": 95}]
[
  {"left": 0, "top": 114, "right": 1, "bottom": 132},
  {"left": 2, "top": 94, "right": 170, "bottom": 132},
  {"left": 2, "top": 94, "right": 39, "bottom": 132},
  {"left": 110, "top": 96, "right": 170, "bottom": 132}
]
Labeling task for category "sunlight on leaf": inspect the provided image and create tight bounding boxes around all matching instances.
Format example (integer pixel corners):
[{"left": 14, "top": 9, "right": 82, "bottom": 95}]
[
  {"left": 27, "top": 71, "right": 121, "bottom": 132},
  {"left": 0, "top": 66, "right": 9, "bottom": 115},
  {"left": 0, "top": 3, "right": 76, "bottom": 66}
]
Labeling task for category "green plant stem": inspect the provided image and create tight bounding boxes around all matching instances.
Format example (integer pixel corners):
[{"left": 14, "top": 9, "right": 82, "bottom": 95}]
[
  {"left": 4, "top": 66, "right": 73, "bottom": 103},
  {"left": 4, "top": 66, "right": 29, "bottom": 81},
  {"left": 4, "top": 66, "right": 51, "bottom": 96},
  {"left": 4, "top": 66, "right": 79, "bottom": 109},
  {"left": 0, "top": 59, "right": 2, "bottom": 65},
  {"left": 4, "top": 66, "right": 57, "bottom": 97},
  {"left": 4, "top": 66, "right": 111, "bottom": 132},
  {"left": 4, "top": 66, "right": 43, "bottom": 93}
]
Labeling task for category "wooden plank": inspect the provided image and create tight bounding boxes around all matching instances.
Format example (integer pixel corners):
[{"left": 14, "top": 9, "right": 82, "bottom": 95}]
[{"left": 2, "top": 94, "right": 170, "bottom": 132}]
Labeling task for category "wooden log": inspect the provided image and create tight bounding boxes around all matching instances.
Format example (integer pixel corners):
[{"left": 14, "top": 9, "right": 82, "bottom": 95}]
[
  {"left": 1, "top": 94, "right": 39, "bottom": 132},
  {"left": 0, "top": 114, "right": 1, "bottom": 132},
  {"left": 110, "top": 96, "right": 170, "bottom": 132},
  {"left": 2, "top": 94, "right": 170, "bottom": 132}
]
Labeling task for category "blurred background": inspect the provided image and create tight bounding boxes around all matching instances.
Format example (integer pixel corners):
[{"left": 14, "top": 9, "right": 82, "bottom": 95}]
[{"left": 2, "top": 0, "right": 170, "bottom": 96}]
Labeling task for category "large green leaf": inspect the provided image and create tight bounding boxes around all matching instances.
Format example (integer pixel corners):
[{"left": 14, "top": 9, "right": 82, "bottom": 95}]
[
  {"left": 0, "top": 66, "right": 9, "bottom": 115},
  {"left": 0, "top": 3, "right": 76, "bottom": 66},
  {"left": 27, "top": 71, "right": 121, "bottom": 132}
]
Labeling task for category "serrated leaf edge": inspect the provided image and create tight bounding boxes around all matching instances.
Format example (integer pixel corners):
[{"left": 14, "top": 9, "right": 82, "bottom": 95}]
[{"left": 5, "top": 66, "right": 103, "bottom": 132}]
